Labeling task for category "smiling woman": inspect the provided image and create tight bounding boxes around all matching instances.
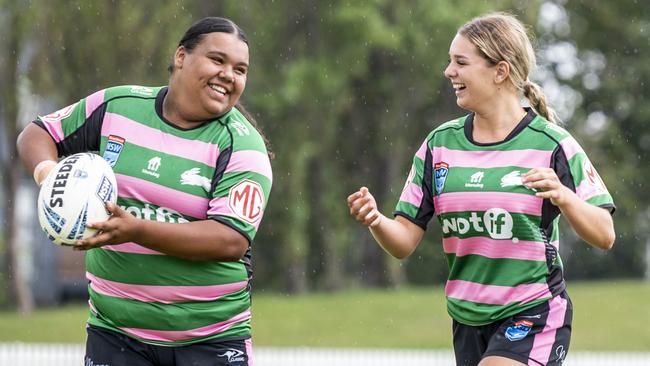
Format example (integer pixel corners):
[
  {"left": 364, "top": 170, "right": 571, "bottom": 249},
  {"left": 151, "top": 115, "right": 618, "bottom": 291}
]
[
  {"left": 347, "top": 12, "right": 615, "bottom": 366},
  {"left": 16, "top": 16, "right": 272, "bottom": 366}
]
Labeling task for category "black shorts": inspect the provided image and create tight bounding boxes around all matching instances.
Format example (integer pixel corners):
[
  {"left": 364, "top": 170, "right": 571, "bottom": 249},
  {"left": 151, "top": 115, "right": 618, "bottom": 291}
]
[
  {"left": 85, "top": 325, "right": 253, "bottom": 366},
  {"left": 452, "top": 291, "right": 572, "bottom": 366}
]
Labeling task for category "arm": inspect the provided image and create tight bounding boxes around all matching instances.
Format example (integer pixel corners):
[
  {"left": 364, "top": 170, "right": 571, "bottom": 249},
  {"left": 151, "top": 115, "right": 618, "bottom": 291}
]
[
  {"left": 17, "top": 123, "right": 59, "bottom": 183},
  {"left": 522, "top": 168, "right": 615, "bottom": 250},
  {"left": 75, "top": 203, "right": 248, "bottom": 261},
  {"left": 348, "top": 187, "right": 424, "bottom": 259}
]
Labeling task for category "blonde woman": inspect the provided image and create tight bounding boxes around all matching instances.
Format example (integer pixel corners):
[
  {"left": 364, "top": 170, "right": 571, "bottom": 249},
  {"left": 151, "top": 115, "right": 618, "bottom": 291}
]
[{"left": 348, "top": 13, "right": 615, "bottom": 366}]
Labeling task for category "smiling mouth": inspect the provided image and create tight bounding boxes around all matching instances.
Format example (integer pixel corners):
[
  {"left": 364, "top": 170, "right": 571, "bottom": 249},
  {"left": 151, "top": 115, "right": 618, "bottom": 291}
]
[
  {"left": 452, "top": 83, "right": 466, "bottom": 92},
  {"left": 208, "top": 83, "right": 228, "bottom": 96}
]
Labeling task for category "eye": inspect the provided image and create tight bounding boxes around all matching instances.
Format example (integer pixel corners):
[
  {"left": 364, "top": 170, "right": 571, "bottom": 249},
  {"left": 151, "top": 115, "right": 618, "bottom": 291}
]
[
  {"left": 235, "top": 67, "right": 248, "bottom": 76},
  {"left": 211, "top": 56, "right": 224, "bottom": 64}
]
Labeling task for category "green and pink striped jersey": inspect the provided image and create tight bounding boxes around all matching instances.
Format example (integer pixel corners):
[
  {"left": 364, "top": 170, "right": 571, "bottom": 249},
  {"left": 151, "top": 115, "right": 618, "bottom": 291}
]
[
  {"left": 35, "top": 85, "right": 272, "bottom": 345},
  {"left": 395, "top": 109, "right": 614, "bottom": 326}
]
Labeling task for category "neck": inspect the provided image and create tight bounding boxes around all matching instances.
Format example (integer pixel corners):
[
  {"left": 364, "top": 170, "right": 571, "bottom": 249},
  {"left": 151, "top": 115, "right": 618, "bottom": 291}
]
[
  {"left": 162, "top": 86, "right": 199, "bottom": 129},
  {"left": 471, "top": 95, "right": 526, "bottom": 143}
]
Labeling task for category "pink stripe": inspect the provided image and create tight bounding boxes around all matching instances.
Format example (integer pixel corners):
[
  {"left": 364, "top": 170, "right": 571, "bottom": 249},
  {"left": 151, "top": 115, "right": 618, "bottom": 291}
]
[
  {"left": 85, "top": 89, "right": 105, "bottom": 118},
  {"left": 102, "top": 113, "right": 220, "bottom": 166},
  {"left": 42, "top": 120, "right": 65, "bottom": 143},
  {"left": 445, "top": 280, "right": 551, "bottom": 305},
  {"left": 224, "top": 150, "right": 272, "bottom": 181},
  {"left": 550, "top": 240, "right": 559, "bottom": 250},
  {"left": 87, "top": 272, "right": 247, "bottom": 304},
  {"left": 120, "top": 309, "right": 251, "bottom": 342},
  {"left": 245, "top": 338, "right": 254, "bottom": 366},
  {"left": 432, "top": 146, "right": 552, "bottom": 169},
  {"left": 559, "top": 136, "right": 583, "bottom": 161},
  {"left": 443, "top": 237, "right": 546, "bottom": 261},
  {"left": 399, "top": 182, "right": 423, "bottom": 207},
  {"left": 529, "top": 295, "right": 568, "bottom": 365},
  {"left": 102, "top": 242, "right": 165, "bottom": 255},
  {"left": 575, "top": 179, "right": 609, "bottom": 201},
  {"left": 208, "top": 197, "right": 262, "bottom": 231},
  {"left": 117, "top": 174, "right": 208, "bottom": 219},
  {"left": 415, "top": 140, "right": 428, "bottom": 160},
  {"left": 434, "top": 192, "right": 542, "bottom": 215}
]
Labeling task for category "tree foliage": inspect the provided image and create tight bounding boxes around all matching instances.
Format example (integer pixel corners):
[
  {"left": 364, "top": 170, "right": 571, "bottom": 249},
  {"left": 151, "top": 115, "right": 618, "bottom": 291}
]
[{"left": 2, "top": 0, "right": 646, "bottom": 299}]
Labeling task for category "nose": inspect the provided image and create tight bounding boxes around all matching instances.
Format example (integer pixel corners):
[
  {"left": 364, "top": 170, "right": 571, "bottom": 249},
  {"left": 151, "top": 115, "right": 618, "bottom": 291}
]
[
  {"left": 218, "top": 67, "right": 234, "bottom": 83},
  {"left": 444, "top": 63, "right": 456, "bottom": 79}
]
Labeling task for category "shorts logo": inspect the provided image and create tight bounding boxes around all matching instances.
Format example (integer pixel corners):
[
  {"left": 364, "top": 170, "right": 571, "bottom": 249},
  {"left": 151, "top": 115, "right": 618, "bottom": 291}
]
[
  {"left": 103, "top": 135, "right": 125, "bottom": 167},
  {"left": 505, "top": 320, "right": 533, "bottom": 341},
  {"left": 217, "top": 348, "right": 246, "bottom": 363},
  {"left": 229, "top": 180, "right": 265, "bottom": 224},
  {"left": 434, "top": 162, "right": 449, "bottom": 194}
]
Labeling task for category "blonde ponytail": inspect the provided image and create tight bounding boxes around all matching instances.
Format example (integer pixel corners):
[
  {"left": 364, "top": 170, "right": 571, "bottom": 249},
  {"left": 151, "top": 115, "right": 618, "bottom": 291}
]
[{"left": 523, "top": 80, "right": 560, "bottom": 124}]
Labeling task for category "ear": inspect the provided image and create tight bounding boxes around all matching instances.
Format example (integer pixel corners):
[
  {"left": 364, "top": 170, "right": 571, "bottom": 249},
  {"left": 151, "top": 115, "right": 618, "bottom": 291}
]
[
  {"left": 494, "top": 61, "right": 510, "bottom": 84},
  {"left": 173, "top": 46, "right": 186, "bottom": 70}
]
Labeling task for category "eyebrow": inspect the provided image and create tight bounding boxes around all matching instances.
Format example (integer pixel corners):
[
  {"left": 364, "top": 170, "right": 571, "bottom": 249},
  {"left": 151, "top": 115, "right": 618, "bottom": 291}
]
[{"left": 206, "top": 51, "right": 249, "bottom": 68}]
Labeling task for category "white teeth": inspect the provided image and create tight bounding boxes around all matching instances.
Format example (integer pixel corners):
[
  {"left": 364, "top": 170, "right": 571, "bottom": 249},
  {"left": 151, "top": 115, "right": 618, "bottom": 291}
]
[
  {"left": 452, "top": 83, "right": 466, "bottom": 90},
  {"left": 209, "top": 84, "right": 227, "bottom": 94}
]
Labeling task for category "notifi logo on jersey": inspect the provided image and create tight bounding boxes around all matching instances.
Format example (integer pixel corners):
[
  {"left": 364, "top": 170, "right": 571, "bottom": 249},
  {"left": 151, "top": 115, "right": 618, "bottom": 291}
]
[
  {"left": 103, "top": 135, "right": 125, "bottom": 167},
  {"left": 228, "top": 180, "right": 264, "bottom": 224}
]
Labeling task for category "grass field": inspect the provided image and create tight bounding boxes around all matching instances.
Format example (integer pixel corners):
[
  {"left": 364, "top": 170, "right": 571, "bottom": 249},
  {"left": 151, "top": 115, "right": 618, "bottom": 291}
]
[{"left": 0, "top": 280, "right": 648, "bottom": 351}]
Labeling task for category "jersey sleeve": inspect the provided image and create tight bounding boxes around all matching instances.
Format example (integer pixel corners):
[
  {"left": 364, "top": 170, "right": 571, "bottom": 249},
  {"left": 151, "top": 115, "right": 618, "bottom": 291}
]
[
  {"left": 207, "top": 113, "right": 273, "bottom": 242},
  {"left": 555, "top": 135, "right": 615, "bottom": 213},
  {"left": 33, "top": 89, "right": 107, "bottom": 156},
  {"left": 394, "top": 136, "right": 435, "bottom": 229}
]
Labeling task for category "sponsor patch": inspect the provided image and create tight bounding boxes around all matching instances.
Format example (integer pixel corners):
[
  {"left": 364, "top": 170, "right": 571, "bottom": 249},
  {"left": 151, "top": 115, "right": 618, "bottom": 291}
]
[
  {"left": 434, "top": 162, "right": 449, "bottom": 194},
  {"left": 582, "top": 160, "right": 608, "bottom": 193},
  {"left": 505, "top": 320, "right": 534, "bottom": 341},
  {"left": 228, "top": 180, "right": 265, "bottom": 224},
  {"left": 103, "top": 135, "right": 125, "bottom": 167}
]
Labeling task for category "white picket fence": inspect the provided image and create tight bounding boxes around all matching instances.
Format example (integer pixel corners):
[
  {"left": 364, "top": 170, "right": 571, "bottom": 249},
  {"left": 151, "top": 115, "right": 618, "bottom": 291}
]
[{"left": 1, "top": 343, "right": 649, "bottom": 365}]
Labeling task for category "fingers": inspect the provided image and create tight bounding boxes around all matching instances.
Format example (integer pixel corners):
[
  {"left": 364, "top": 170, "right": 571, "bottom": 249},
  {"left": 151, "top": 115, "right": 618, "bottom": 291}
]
[{"left": 347, "top": 187, "right": 381, "bottom": 227}]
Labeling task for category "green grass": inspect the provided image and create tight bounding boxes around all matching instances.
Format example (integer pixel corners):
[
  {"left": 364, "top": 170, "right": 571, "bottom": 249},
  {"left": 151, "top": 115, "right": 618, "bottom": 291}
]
[{"left": 0, "top": 280, "right": 648, "bottom": 351}]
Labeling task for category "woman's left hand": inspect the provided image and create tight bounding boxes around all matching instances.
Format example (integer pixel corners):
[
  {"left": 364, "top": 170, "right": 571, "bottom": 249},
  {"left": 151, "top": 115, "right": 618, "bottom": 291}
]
[
  {"left": 73, "top": 203, "right": 140, "bottom": 250},
  {"left": 522, "top": 168, "right": 573, "bottom": 207}
]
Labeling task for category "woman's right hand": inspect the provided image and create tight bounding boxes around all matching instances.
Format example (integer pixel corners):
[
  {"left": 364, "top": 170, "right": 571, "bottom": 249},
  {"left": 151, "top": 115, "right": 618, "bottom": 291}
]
[{"left": 347, "top": 186, "right": 383, "bottom": 227}]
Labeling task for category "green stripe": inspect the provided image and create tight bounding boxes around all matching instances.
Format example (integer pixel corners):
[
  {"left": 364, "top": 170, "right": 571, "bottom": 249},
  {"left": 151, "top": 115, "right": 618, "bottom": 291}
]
[
  {"left": 446, "top": 254, "right": 548, "bottom": 286},
  {"left": 59, "top": 99, "right": 89, "bottom": 136},
  {"left": 395, "top": 202, "right": 420, "bottom": 218},
  {"left": 444, "top": 167, "right": 543, "bottom": 194},
  {"left": 100, "top": 140, "right": 216, "bottom": 197},
  {"left": 116, "top": 197, "right": 198, "bottom": 223},
  {"left": 439, "top": 212, "right": 543, "bottom": 242},
  {"left": 447, "top": 296, "right": 549, "bottom": 326},
  {"left": 213, "top": 172, "right": 272, "bottom": 198},
  {"left": 86, "top": 249, "right": 247, "bottom": 286},
  {"left": 89, "top": 286, "right": 249, "bottom": 330}
]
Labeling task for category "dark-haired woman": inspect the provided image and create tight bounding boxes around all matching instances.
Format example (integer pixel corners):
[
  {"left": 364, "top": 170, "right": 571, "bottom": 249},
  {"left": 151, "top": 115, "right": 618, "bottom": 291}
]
[{"left": 18, "top": 17, "right": 271, "bottom": 366}]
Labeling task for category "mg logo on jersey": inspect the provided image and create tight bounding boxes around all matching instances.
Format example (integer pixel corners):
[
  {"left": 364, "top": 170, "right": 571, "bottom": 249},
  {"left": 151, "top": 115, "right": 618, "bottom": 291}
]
[
  {"left": 229, "top": 180, "right": 264, "bottom": 224},
  {"left": 442, "top": 208, "right": 516, "bottom": 240},
  {"left": 583, "top": 160, "right": 608, "bottom": 193}
]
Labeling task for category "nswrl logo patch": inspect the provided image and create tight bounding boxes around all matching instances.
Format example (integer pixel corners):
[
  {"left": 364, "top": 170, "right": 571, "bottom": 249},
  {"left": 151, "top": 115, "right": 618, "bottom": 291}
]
[
  {"left": 434, "top": 162, "right": 449, "bottom": 195},
  {"left": 505, "top": 320, "right": 534, "bottom": 341},
  {"left": 103, "top": 135, "right": 125, "bottom": 167}
]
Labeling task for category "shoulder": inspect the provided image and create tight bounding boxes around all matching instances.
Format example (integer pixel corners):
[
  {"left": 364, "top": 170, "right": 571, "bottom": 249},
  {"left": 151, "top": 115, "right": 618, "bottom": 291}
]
[
  {"left": 96, "top": 85, "right": 162, "bottom": 102},
  {"left": 221, "top": 107, "right": 268, "bottom": 153},
  {"left": 526, "top": 115, "right": 573, "bottom": 143},
  {"left": 425, "top": 115, "right": 466, "bottom": 144}
]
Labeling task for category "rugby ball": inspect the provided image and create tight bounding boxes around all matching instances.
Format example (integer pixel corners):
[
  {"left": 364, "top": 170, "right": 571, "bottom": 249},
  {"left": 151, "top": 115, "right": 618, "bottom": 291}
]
[{"left": 37, "top": 153, "right": 118, "bottom": 246}]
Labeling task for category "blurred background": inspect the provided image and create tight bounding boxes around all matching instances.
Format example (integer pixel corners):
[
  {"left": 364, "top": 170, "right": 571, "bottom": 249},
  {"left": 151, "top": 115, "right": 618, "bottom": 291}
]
[{"left": 0, "top": 0, "right": 649, "bottom": 364}]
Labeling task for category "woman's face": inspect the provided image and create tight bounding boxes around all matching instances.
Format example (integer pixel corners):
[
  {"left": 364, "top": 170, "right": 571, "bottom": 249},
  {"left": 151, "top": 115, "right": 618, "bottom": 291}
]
[
  {"left": 173, "top": 32, "right": 249, "bottom": 119},
  {"left": 443, "top": 34, "right": 497, "bottom": 112}
]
